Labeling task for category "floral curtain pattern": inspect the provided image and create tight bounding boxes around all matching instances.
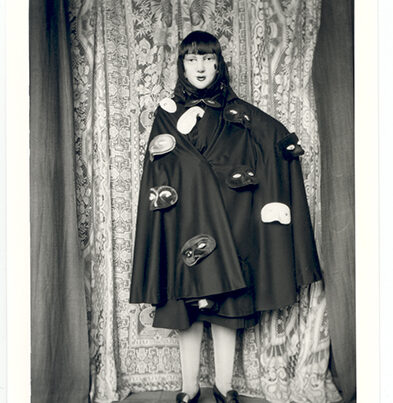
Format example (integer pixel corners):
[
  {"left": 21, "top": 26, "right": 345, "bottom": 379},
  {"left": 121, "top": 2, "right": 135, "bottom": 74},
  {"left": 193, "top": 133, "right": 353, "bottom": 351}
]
[{"left": 69, "top": 1, "right": 341, "bottom": 402}]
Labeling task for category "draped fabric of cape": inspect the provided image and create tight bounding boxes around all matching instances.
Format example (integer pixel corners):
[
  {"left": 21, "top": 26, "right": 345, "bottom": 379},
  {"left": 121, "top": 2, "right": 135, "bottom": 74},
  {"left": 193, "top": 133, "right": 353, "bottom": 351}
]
[{"left": 130, "top": 88, "right": 322, "bottom": 321}]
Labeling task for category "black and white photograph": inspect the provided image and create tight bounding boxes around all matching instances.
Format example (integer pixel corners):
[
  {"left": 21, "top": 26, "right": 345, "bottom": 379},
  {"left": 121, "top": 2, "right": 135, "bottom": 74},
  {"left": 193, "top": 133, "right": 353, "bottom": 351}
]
[{"left": 3, "top": 0, "right": 389, "bottom": 402}]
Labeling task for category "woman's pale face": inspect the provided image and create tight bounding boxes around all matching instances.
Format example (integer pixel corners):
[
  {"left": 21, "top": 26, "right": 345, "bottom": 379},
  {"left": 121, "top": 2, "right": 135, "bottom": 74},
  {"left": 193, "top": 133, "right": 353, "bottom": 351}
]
[{"left": 183, "top": 53, "right": 218, "bottom": 90}]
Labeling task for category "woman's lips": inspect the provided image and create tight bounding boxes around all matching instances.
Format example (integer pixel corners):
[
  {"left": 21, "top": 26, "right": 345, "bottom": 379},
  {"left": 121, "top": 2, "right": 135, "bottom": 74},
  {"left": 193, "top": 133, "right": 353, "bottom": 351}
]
[{"left": 197, "top": 76, "right": 206, "bottom": 81}]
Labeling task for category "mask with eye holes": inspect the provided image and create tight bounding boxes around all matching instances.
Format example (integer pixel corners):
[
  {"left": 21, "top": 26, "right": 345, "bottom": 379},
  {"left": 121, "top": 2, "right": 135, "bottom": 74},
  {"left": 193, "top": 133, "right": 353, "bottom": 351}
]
[
  {"left": 149, "top": 185, "right": 178, "bottom": 211},
  {"left": 181, "top": 234, "right": 216, "bottom": 267},
  {"left": 277, "top": 132, "right": 305, "bottom": 159},
  {"left": 226, "top": 165, "right": 258, "bottom": 189},
  {"left": 223, "top": 104, "right": 251, "bottom": 128}
]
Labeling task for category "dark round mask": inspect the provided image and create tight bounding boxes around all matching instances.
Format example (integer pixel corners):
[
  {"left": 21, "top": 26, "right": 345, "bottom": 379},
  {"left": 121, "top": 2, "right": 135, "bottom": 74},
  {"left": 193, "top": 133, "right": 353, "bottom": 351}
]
[
  {"left": 181, "top": 234, "right": 216, "bottom": 267},
  {"left": 226, "top": 165, "right": 258, "bottom": 189},
  {"left": 277, "top": 132, "right": 305, "bottom": 159},
  {"left": 223, "top": 104, "right": 251, "bottom": 128}
]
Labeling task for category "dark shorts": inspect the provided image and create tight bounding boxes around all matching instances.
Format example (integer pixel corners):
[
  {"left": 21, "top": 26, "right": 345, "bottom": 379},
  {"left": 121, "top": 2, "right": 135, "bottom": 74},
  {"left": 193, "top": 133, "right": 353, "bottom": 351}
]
[{"left": 153, "top": 298, "right": 259, "bottom": 330}]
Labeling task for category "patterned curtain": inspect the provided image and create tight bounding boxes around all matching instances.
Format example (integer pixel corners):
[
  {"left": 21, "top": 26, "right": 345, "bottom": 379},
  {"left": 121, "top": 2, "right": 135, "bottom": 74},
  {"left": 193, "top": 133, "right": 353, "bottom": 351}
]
[{"left": 69, "top": 1, "right": 342, "bottom": 402}]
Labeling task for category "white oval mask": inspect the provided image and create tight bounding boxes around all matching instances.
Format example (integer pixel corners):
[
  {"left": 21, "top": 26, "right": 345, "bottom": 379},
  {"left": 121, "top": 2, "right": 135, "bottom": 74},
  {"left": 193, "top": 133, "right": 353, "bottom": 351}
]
[
  {"left": 149, "top": 134, "right": 176, "bottom": 161},
  {"left": 159, "top": 97, "right": 177, "bottom": 113},
  {"left": 176, "top": 106, "right": 205, "bottom": 135},
  {"left": 261, "top": 202, "right": 291, "bottom": 225}
]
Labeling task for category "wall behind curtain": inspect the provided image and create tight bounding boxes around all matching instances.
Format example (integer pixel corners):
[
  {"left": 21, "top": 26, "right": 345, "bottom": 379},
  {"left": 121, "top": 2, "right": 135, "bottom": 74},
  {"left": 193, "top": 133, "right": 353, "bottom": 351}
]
[
  {"left": 69, "top": 1, "right": 341, "bottom": 402},
  {"left": 30, "top": 1, "right": 90, "bottom": 402}
]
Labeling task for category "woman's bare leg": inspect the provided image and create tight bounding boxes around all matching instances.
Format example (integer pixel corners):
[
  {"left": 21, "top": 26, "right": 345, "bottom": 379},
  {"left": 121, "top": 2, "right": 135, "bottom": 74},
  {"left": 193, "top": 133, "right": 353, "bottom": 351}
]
[
  {"left": 178, "top": 321, "right": 204, "bottom": 397},
  {"left": 211, "top": 323, "right": 237, "bottom": 395}
]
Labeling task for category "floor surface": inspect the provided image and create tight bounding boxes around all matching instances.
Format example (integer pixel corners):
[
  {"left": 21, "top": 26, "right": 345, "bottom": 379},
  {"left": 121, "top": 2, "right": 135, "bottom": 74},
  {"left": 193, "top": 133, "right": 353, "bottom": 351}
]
[{"left": 113, "top": 387, "right": 270, "bottom": 402}]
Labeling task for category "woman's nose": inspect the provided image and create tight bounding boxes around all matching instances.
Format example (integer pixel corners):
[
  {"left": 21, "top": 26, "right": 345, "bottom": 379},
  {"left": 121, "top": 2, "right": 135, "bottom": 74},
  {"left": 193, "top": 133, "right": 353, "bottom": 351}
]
[{"left": 196, "top": 59, "right": 205, "bottom": 72}]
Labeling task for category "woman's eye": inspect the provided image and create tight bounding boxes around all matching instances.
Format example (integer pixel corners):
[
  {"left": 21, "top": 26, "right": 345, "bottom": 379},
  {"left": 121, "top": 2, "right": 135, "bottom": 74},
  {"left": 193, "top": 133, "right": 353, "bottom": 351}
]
[{"left": 232, "top": 173, "right": 241, "bottom": 179}]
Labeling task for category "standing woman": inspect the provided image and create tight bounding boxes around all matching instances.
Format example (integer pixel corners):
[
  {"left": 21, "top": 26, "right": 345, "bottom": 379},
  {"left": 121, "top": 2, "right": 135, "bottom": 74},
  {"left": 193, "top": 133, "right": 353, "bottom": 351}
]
[{"left": 130, "top": 31, "right": 322, "bottom": 403}]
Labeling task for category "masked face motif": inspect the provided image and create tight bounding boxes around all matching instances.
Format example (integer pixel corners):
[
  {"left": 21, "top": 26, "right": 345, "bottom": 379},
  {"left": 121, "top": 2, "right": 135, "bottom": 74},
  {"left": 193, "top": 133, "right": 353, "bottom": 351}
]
[
  {"left": 226, "top": 165, "right": 258, "bottom": 189},
  {"left": 223, "top": 105, "right": 251, "bottom": 128},
  {"left": 181, "top": 234, "right": 216, "bottom": 267},
  {"left": 149, "top": 134, "right": 176, "bottom": 161},
  {"left": 261, "top": 202, "right": 291, "bottom": 225},
  {"left": 149, "top": 186, "right": 178, "bottom": 211},
  {"left": 277, "top": 133, "right": 304, "bottom": 159},
  {"left": 176, "top": 106, "right": 205, "bottom": 134}
]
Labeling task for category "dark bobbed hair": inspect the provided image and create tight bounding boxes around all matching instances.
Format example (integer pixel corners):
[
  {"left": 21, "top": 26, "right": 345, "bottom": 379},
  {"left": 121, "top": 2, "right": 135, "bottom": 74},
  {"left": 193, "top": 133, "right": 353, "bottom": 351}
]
[
  {"left": 175, "top": 31, "right": 230, "bottom": 96},
  {"left": 178, "top": 30, "right": 222, "bottom": 58}
]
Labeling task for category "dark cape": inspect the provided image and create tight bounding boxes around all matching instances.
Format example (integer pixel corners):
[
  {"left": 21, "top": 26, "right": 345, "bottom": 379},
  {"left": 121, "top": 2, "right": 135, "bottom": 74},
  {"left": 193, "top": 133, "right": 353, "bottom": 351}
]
[{"left": 129, "top": 86, "right": 322, "bottom": 327}]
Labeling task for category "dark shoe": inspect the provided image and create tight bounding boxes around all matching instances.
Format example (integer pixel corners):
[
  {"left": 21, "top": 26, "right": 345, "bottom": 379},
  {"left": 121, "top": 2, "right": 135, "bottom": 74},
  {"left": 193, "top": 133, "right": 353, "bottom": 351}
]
[
  {"left": 213, "top": 384, "right": 239, "bottom": 402},
  {"left": 176, "top": 388, "right": 201, "bottom": 403}
]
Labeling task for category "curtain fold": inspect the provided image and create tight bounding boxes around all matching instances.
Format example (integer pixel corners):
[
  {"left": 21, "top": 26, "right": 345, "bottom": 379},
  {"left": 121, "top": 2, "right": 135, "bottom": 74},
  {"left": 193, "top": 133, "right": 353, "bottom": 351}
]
[
  {"left": 69, "top": 1, "right": 342, "bottom": 402},
  {"left": 312, "top": 1, "right": 355, "bottom": 402},
  {"left": 30, "top": 1, "right": 90, "bottom": 402}
]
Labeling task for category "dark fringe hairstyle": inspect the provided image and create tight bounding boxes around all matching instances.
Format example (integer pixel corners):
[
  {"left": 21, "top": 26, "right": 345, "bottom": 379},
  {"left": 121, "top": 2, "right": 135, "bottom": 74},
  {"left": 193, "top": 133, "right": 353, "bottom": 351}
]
[{"left": 178, "top": 30, "right": 222, "bottom": 57}]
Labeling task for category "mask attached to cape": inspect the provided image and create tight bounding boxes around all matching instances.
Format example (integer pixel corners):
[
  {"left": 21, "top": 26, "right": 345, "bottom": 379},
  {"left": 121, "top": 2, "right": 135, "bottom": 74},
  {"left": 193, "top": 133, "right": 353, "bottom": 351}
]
[
  {"left": 223, "top": 104, "right": 251, "bottom": 128},
  {"left": 149, "top": 134, "right": 176, "bottom": 161},
  {"left": 177, "top": 106, "right": 205, "bottom": 134},
  {"left": 226, "top": 165, "right": 258, "bottom": 189},
  {"left": 181, "top": 234, "right": 216, "bottom": 267},
  {"left": 277, "top": 133, "right": 304, "bottom": 159},
  {"left": 159, "top": 97, "right": 177, "bottom": 113},
  {"left": 149, "top": 185, "right": 178, "bottom": 211},
  {"left": 261, "top": 202, "right": 291, "bottom": 225}
]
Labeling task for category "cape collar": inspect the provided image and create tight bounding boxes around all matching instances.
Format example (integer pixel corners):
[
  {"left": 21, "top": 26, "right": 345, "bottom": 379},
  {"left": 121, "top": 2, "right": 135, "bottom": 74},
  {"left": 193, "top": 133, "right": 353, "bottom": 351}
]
[
  {"left": 178, "top": 86, "right": 239, "bottom": 109},
  {"left": 184, "top": 92, "right": 222, "bottom": 108}
]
